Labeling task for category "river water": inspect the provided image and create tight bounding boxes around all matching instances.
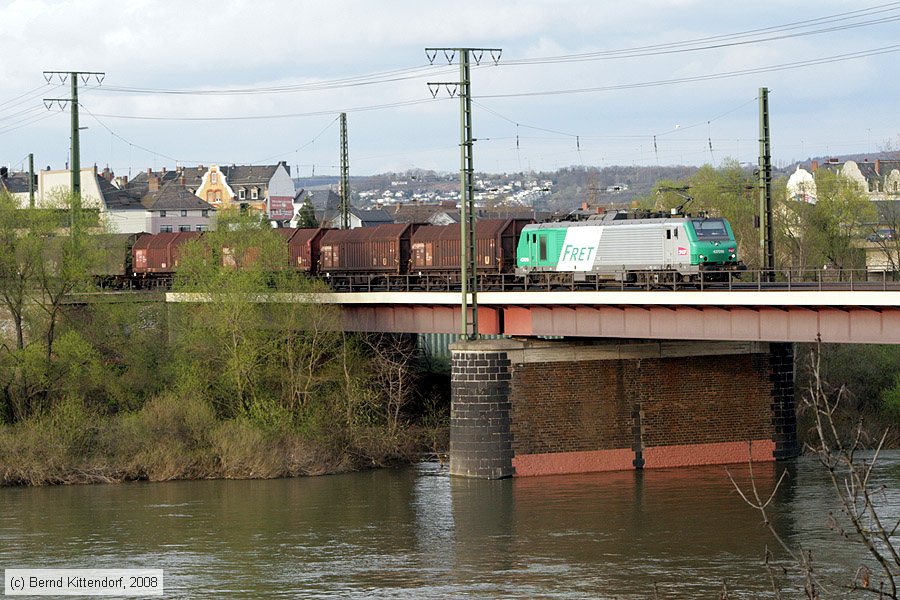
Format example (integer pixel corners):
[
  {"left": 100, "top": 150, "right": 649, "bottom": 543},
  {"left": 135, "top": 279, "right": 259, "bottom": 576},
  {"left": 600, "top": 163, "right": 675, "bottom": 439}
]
[{"left": 1, "top": 453, "right": 899, "bottom": 598}]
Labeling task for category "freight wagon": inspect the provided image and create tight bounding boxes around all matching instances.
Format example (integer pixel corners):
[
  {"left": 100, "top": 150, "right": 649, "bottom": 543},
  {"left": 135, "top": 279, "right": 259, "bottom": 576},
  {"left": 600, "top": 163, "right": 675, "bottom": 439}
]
[
  {"left": 132, "top": 231, "right": 201, "bottom": 279},
  {"left": 410, "top": 218, "right": 531, "bottom": 290},
  {"left": 319, "top": 223, "right": 416, "bottom": 290}
]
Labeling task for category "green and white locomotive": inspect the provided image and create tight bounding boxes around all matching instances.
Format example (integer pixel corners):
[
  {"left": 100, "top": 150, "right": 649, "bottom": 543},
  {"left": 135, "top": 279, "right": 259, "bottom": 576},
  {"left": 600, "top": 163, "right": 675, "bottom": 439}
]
[{"left": 515, "top": 211, "right": 744, "bottom": 286}]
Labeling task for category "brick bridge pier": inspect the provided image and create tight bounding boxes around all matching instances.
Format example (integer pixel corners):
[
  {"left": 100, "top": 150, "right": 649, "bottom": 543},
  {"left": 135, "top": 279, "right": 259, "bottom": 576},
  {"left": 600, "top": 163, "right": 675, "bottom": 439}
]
[{"left": 449, "top": 338, "right": 797, "bottom": 479}]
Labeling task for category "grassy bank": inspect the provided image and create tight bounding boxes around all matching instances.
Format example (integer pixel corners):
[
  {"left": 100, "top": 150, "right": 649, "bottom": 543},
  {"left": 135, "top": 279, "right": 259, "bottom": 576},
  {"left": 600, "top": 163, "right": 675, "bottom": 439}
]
[
  {"left": 0, "top": 393, "right": 437, "bottom": 486},
  {"left": 0, "top": 213, "right": 451, "bottom": 487}
]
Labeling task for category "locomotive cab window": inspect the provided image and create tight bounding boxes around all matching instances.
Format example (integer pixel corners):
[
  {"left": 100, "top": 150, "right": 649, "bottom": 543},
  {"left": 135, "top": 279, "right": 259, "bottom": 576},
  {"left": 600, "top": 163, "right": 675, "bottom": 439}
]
[
  {"left": 691, "top": 218, "right": 729, "bottom": 240},
  {"left": 539, "top": 235, "right": 547, "bottom": 261}
]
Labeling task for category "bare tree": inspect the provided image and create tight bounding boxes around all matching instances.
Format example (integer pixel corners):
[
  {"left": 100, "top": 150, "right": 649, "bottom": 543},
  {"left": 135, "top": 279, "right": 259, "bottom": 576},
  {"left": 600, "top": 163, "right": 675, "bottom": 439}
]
[
  {"left": 729, "top": 340, "right": 899, "bottom": 598},
  {"left": 362, "top": 333, "right": 420, "bottom": 436}
]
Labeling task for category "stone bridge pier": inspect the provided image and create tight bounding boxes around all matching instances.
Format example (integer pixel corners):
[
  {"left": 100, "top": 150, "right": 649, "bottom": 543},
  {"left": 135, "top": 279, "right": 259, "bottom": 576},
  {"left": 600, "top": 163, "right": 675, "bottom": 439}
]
[{"left": 449, "top": 338, "right": 797, "bottom": 479}]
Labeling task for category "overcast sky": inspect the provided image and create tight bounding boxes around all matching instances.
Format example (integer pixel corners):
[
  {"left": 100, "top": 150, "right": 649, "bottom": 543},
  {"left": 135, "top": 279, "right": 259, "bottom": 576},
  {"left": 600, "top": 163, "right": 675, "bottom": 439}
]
[{"left": 2, "top": 0, "right": 900, "bottom": 178}]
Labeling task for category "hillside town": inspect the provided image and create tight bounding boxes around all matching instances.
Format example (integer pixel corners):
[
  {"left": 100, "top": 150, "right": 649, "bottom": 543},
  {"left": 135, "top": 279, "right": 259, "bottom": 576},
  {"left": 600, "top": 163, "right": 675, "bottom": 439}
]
[{"left": 3, "top": 156, "right": 899, "bottom": 235}]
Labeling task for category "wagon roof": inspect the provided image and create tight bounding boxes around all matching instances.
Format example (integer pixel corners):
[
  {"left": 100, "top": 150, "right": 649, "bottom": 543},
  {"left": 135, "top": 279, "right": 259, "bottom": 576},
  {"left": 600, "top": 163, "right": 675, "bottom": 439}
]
[
  {"left": 134, "top": 231, "right": 202, "bottom": 249},
  {"left": 411, "top": 218, "right": 513, "bottom": 242},
  {"left": 286, "top": 227, "right": 328, "bottom": 245},
  {"left": 320, "top": 223, "right": 412, "bottom": 243}
]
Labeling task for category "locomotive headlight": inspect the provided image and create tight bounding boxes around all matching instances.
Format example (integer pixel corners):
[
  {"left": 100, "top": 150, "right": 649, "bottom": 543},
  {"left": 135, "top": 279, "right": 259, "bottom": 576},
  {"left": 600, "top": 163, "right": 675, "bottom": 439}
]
[
  {"left": 699, "top": 254, "right": 706, "bottom": 261},
  {"left": 730, "top": 253, "right": 736, "bottom": 259}
]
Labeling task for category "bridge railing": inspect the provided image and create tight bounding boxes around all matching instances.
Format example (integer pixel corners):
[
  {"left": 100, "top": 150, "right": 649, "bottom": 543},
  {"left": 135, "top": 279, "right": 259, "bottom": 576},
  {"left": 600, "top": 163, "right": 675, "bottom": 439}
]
[
  {"left": 698, "top": 268, "right": 899, "bottom": 292},
  {"left": 80, "top": 267, "right": 899, "bottom": 295},
  {"left": 322, "top": 268, "right": 899, "bottom": 293}
]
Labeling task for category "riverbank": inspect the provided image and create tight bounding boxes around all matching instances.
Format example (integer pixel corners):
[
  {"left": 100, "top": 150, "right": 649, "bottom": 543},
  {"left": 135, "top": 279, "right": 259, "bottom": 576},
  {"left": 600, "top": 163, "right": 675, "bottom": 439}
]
[{"left": 0, "top": 394, "right": 439, "bottom": 487}]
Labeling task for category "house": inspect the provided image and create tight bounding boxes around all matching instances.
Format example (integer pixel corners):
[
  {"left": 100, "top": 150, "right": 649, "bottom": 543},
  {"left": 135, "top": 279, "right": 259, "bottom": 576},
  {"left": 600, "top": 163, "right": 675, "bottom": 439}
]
[
  {"left": 194, "top": 162, "right": 295, "bottom": 223},
  {"left": 0, "top": 167, "right": 33, "bottom": 206},
  {"left": 20, "top": 166, "right": 108, "bottom": 209},
  {"left": 291, "top": 189, "right": 393, "bottom": 228},
  {"left": 388, "top": 203, "right": 448, "bottom": 224},
  {"left": 2, "top": 164, "right": 148, "bottom": 232},
  {"left": 140, "top": 177, "right": 215, "bottom": 233},
  {"left": 813, "top": 159, "right": 900, "bottom": 200},
  {"left": 427, "top": 210, "right": 460, "bottom": 226},
  {"left": 325, "top": 206, "right": 394, "bottom": 229},
  {"left": 786, "top": 165, "right": 817, "bottom": 203},
  {"left": 100, "top": 167, "right": 215, "bottom": 234}
]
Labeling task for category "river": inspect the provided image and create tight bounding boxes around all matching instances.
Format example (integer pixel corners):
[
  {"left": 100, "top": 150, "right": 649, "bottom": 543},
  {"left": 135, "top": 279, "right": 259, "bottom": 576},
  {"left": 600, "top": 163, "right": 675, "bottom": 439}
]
[{"left": 2, "top": 453, "right": 899, "bottom": 598}]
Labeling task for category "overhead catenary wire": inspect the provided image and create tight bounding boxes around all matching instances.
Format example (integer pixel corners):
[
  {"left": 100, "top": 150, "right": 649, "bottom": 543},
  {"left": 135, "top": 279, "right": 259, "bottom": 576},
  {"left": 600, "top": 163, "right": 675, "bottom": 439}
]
[
  {"left": 0, "top": 83, "right": 62, "bottom": 110},
  {"left": 78, "top": 3, "right": 900, "bottom": 99},
  {"left": 82, "top": 42, "right": 900, "bottom": 126},
  {"left": 502, "top": 2, "right": 900, "bottom": 65},
  {"left": 473, "top": 96, "right": 759, "bottom": 166},
  {"left": 480, "top": 44, "right": 900, "bottom": 99},
  {"left": 0, "top": 110, "right": 61, "bottom": 138},
  {"left": 248, "top": 116, "right": 340, "bottom": 165},
  {"left": 93, "top": 64, "right": 457, "bottom": 97},
  {"left": 85, "top": 96, "right": 447, "bottom": 122},
  {"left": 78, "top": 102, "right": 193, "bottom": 165}
]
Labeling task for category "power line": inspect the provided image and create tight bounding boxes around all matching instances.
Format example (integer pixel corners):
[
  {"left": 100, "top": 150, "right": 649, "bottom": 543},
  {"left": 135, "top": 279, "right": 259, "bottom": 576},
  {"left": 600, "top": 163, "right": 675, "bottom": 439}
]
[
  {"left": 78, "top": 102, "right": 184, "bottom": 164},
  {"left": 503, "top": 2, "right": 900, "bottom": 65},
  {"left": 0, "top": 110, "right": 61, "bottom": 138},
  {"left": 0, "top": 83, "right": 56, "bottom": 109},
  {"left": 84, "top": 97, "right": 445, "bottom": 122},
  {"left": 79, "top": 4, "right": 900, "bottom": 100},
  {"left": 479, "top": 43, "right": 900, "bottom": 99},
  {"left": 79, "top": 42, "right": 900, "bottom": 125},
  {"left": 92, "top": 64, "right": 456, "bottom": 97},
  {"left": 247, "top": 116, "right": 340, "bottom": 164},
  {"left": 654, "top": 97, "right": 760, "bottom": 138}
]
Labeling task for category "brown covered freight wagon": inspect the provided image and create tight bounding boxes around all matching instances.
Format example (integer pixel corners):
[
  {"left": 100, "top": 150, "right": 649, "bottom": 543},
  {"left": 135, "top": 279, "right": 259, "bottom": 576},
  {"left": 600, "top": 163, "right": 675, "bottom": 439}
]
[
  {"left": 410, "top": 218, "right": 531, "bottom": 275},
  {"left": 318, "top": 224, "right": 416, "bottom": 289},
  {"left": 285, "top": 227, "right": 329, "bottom": 274},
  {"left": 132, "top": 231, "right": 202, "bottom": 276}
]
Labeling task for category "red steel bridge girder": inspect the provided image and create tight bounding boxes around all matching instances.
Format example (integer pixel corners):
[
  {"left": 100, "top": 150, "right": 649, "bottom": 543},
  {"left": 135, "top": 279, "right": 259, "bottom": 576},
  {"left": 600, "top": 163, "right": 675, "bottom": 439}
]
[
  {"left": 341, "top": 305, "right": 502, "bottom": 335},
  {"left": 503, "top": 305, "right": 900, "bottom": 344}
]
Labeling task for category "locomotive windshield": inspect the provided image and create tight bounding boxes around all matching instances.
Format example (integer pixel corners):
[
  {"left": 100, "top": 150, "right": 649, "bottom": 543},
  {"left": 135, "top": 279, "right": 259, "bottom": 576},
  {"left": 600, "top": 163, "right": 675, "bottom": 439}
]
[{"left": 690, "top": 218, "right": 730, "bottom": 240}]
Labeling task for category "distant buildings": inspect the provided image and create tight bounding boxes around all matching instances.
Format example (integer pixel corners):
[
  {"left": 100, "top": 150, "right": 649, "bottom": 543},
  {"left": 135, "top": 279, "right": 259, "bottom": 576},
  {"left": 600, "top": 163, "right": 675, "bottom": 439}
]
[
  {"left": 787, "top": 158, "right": 900, "bottom": 203},
  {"left": 1, "top": 162, "right": 295, "bottom": 233}
]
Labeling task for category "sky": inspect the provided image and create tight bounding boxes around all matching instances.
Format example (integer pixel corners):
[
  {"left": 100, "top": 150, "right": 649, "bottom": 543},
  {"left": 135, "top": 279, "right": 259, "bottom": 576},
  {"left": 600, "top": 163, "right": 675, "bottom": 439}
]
[{"left": 2, "top": 0, "right": 900, "bottom": 178}]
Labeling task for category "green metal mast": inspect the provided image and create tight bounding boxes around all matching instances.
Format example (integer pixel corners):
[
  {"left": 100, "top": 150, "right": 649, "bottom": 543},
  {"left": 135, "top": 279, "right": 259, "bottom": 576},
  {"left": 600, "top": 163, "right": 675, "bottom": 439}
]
[
  {"left": 758, "top": 87, "right": 774, "bottom": 281},
  {"left": 28, "top": 153, "right": 34, "bottom": 208},
  {"left": 426, "top": 47, "right": 501, "bottom": 340},
  {"left": 339, "top": 112, "right": 350, "bottom": 230},
  {"left": 43, "top": 71, "right": 105, "bottom": 225}
]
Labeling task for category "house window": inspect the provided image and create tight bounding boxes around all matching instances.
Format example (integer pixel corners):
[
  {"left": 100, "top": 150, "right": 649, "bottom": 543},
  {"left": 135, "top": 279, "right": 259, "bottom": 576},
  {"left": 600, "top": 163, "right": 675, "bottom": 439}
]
[
  {"left": 179, "top": 225, "right": 191, "bottom": 232},
  {"left": 239, "top": 188, "right": 246, "bottom": 200},
  {"left": 196, "top": 225, "right": 207, "bottom": 232},
  {"left": 160, "top": 210, "right": 167, "bottom": 218},
  {"left": 202, "top": 209, "right": 209, "bottom": 217},
  {"left": 251, "top": 188, "right": 259, "bottom": 200},
  {"left": 211, "top": 172, "right": 218, "bottom": 184},
  {"left": 160, "top": 225, "right": 173, "bottom": 233},
  {"left": 181, "top": 210, "right": 187, "bottom": 217}
]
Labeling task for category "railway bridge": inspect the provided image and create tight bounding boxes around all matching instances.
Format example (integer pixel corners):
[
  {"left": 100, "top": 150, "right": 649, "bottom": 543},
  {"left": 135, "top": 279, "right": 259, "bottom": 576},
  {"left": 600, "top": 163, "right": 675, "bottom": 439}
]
[{"left": 166, "top": 288, "right": 900, "bottom": 479}]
